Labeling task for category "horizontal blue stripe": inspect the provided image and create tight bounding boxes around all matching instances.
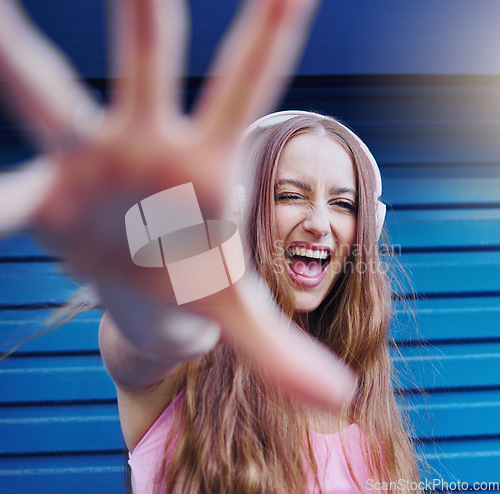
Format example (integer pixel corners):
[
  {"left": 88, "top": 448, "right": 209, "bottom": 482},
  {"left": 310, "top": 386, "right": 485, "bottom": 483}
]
[{"left": 0, "top": 309, "right": 102, "bottom": 353}]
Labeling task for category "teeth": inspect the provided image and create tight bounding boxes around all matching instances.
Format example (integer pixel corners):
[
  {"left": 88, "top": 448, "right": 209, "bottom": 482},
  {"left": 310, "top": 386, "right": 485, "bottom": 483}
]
[{"left": 287, "top": 246, "right": 330, "bottom": 260}]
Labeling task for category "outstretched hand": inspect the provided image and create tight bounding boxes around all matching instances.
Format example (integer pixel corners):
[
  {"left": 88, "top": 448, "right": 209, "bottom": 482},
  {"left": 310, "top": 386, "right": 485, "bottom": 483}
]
[{"left": 0, "top": 0, "right": 356, "bottom": 409}]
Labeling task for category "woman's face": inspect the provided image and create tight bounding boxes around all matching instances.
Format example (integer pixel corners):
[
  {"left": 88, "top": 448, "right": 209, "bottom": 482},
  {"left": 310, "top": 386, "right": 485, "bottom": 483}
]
[{"left": 274, "top": 132, "right": 357, "bottom": 312}]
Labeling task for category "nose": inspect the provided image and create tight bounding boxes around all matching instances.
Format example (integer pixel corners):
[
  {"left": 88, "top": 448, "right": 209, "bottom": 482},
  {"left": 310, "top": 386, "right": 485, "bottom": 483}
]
[{"left": 302, "top": 204, "right": 330, "bottom": 239}]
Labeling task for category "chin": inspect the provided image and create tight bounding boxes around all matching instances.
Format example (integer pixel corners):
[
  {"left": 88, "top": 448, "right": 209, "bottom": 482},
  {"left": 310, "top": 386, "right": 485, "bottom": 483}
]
[{"left": 292, "top": 293, "right": 325, "bottom": 313}]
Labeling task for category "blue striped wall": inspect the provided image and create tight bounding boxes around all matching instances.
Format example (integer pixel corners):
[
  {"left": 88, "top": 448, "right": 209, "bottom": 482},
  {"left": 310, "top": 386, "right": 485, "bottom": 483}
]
[
  {"left": 336, "top": 77, "right": 500, "bottom": 489},
  {"left": 1, "top": 75, "right": 499, "bottom": 492}
]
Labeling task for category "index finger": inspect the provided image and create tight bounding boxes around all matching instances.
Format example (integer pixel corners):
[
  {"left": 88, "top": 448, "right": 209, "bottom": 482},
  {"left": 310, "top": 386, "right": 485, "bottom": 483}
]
[{"left": 194, "top": 0, "right": 320, "bottom": 142}]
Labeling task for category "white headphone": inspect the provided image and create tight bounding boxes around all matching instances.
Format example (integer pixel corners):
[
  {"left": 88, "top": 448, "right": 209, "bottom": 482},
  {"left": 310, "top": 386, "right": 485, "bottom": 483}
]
[{"left": 241, "top": 110, "right": 386, "bottom": 239}]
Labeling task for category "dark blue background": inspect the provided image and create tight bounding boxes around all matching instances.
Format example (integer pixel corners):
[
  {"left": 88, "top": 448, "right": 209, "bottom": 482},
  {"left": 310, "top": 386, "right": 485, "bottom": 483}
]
[{"left": 18, "top": 0, "right": 500, "bottom": 78}]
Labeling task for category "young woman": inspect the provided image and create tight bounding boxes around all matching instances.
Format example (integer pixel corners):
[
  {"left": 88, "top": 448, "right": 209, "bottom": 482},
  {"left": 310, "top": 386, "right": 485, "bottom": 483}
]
[
  {"left": 99, "top": 110, "right": 420, "bottom": 493},
  {"left": 0, "top": 1, "right": 420, "bottom": 492}
]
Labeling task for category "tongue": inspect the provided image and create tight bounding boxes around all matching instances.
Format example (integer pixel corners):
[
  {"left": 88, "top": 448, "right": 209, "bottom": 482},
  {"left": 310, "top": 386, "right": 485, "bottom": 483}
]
[{"left": 289, "top": 256, "right": 323, "bottom": 277}]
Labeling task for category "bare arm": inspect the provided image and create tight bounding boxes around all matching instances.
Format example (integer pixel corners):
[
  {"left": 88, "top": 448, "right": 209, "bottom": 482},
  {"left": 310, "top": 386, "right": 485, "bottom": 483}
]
[
  {"left": 98, "top": 312, "right": 183, "bottom": 450},
  {"left": 98, "top": 311, "right": 198, "bottom": 391}
]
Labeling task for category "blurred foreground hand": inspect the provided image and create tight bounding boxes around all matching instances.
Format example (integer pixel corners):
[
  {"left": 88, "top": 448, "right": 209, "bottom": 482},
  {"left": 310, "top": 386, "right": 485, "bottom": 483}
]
[{"left": 0, "top": 0, "right": 355, "bottom": 409}]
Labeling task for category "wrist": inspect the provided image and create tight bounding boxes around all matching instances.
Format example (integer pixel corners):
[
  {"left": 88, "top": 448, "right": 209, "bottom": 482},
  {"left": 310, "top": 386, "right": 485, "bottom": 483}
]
[{"left": 94, "top": 277, "right": 221, "bottom": 362}]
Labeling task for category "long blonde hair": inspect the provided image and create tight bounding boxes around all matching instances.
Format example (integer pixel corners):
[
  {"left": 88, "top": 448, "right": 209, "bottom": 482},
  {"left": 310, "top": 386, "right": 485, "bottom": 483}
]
[{"left": 156, "top": 114, "right": 420, "bottom": 493}]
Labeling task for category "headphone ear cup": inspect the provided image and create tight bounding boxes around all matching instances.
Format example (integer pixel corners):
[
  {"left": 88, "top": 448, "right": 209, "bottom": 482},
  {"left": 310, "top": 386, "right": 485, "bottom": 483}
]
[
  {"left": 375, "top": 201, "right": 386, "bottom": 240},
  {"left": 233, "top": 184, "right": 246, "bottom": 224}
]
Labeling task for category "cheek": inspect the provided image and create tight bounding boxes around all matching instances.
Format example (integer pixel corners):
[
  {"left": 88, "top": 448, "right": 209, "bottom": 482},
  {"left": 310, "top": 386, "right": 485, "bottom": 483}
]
[
  {"left": 347, "top": 218, "right": 357, "bottom": 245},
  {"left": 337, "top": 217, "right": 357, "bottom": 255},
  {"left": 274, "top": 206, "right": 295, "bottom": 240}
]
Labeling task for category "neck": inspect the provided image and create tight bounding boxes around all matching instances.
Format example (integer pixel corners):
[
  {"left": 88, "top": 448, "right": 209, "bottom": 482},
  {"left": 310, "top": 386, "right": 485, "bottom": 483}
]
[{"left": 293, "top": 310, "right": 318, "bottom": 334}]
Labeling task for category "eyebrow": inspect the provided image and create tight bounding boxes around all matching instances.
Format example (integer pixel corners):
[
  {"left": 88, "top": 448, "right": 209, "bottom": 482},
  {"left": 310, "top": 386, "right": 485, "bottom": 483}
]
[
  {"left": 275, "top": 178, "right": 311, "bottom": 191},
  {"left": 275, "top": 178, "right": 357, "bottom": 197}
]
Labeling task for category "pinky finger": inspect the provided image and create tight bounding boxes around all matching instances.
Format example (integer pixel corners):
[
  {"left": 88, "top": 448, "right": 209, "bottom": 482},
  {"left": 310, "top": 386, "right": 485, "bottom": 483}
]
[
  {"left": 0, "top": 2, "right": 99, "bottom": 151},
  {"left": 0, "top": 159, "right": 55, "bottom": 235}
]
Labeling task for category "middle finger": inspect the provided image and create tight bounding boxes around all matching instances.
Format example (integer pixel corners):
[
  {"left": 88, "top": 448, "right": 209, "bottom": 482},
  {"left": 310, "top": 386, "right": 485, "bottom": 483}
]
[{"left": 110, "top": 0, "right": 188, "bottom": 123}]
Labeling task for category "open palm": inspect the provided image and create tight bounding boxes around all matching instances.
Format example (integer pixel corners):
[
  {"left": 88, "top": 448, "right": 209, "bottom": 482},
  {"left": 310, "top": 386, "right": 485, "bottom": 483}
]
[{"left": 0, "top": 0, "right": 355, "bottom": 409}]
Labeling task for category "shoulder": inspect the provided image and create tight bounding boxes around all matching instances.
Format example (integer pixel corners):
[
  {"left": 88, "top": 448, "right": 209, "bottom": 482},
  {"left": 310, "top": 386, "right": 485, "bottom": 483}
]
[
  {"left": 117, "top": 376, "right": 179, "bottom": 452},
  {"left": 98, "top": 312, "right": 181, "bottom": 450}
]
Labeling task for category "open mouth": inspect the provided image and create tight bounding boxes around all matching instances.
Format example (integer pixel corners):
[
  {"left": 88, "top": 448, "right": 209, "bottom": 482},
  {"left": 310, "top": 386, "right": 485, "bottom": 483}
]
[{"left": 285, "top": 244, "right": 331, "bottom": 285}]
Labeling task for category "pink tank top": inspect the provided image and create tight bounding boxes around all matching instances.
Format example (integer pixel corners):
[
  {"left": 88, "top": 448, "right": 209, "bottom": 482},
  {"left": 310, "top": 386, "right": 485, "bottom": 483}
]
[{"left": 128, "top": 393, "right": 371, "bottom": 493}]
